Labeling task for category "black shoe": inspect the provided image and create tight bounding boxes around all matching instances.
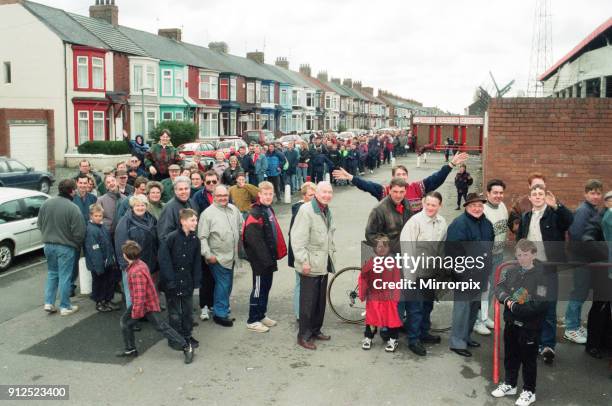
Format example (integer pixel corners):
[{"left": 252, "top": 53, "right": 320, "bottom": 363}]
[
  {"left": 192, "top": 321, "right": 199, "bottom": 327},
  {"left": 409, "top": 341, "right": 427, "bottom": 356},
  {"left": 455, "top": 207, "right": 461, "bottom": 210},
  {"left": 189, "top": 337, "right": 200, "bottom": 349},
  {"left": 105, "top": 301, "right": 122, "bottom": 311},
  {"left": 467, "top": 340, "right": 480, "bottom": 348},
  {"left": 421, "top": 333, "right": 441, "bottom": 344},
  {"left": 541, "top": 347, "right": 555, "bottom": 364},
  {"left": 96, "top": 303, "right": 112, "bottom": 313},
  {"left": 115, "top": 348, "right": 138, "bottom": 358},
  {"left": 586, "top": 347, "right": 603, "bottom": 359},
  {"left": 213, "top": 315, "right": 234, "bottom": 327},
  {"left": 183, "top": 345, "right": 194, "bottom": 364},
  {"left": 450, "top": 348, "right": 472, "bottom": 357}
]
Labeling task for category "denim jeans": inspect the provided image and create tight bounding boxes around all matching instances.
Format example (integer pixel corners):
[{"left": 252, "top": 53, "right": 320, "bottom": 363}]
[
  {"left": 479, "top": 253, "right": 504, "bottom": 323},
  {"left": 120, "top": 306, "right": 186, "bottom": 351},
  {"left": 540, "top": 268, "right": 559, "bottom": 350},
  {"left": 404, "top": 300, "right": 434, "bottom": 344},
  {"left": 44, "top": 243, "right": 77, "bottom": 310},
  {"left": 122, "top": 270, "right": 131, "bottom": 308},
  {"left": 297, "top": 167, "right": 308, "bottom": 188},
  {"left": 288, "top": 174, "right": 298, "bottom": 194},
  {"left": 564, "top": 266, "right": 591, "bottom": 330},
  {"left": 210, "top": 263, "right": 234, "bottom": 318}
]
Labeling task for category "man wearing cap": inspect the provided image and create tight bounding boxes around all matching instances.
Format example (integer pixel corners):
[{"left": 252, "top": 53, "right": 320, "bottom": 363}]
[
  {"left": 446, "top": 192, "right": 494, "bottom": 357},
  {"left": 161, "top": 164, "right": 182, "bottom": 203}
]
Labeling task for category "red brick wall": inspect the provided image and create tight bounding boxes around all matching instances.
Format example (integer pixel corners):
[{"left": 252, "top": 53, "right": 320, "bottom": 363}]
[
  {"left": 113, "top": 53, "right": 130, "bottom": 132},
  {"left": 0, "top": 109, "right": 56, "bottom": 173},
  {"left": 483, "top": 98, "right": 612, "bottom": 210},
  {"left": 236, "top": 76, "right": 246, "bottom": 103}
]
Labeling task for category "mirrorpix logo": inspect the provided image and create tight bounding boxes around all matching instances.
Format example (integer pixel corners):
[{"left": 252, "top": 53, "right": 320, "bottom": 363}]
[{"left": 370, "top": 253, "right": 487, "bottom": 292}]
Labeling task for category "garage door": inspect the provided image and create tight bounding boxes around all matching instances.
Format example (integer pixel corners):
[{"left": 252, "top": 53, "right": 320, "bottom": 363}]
[{"left": 9, "top": 124, "right": 48, "bottom": 171}]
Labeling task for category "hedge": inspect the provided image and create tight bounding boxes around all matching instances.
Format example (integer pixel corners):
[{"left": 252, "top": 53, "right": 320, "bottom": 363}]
[
  {"left": 77, "top": 141, "right": 130, "bottom": 155},
  {"left": 149, "top": 120, "right": 198, "bottom": 147}
]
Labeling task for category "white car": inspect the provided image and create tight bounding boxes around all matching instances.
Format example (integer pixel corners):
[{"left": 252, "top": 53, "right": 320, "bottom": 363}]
[{"left": 0, "top": 188, "right": 49, "bottom": 271}]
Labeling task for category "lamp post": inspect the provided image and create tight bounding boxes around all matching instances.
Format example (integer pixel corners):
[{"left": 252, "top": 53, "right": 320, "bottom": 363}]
[{"left": 140, "top": 87, "right": 153, "bottom": 139}]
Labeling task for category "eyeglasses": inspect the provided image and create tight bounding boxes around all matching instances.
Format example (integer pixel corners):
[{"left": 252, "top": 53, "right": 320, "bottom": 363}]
[
  {"left": 215, "top": 194, "right": 229, "bottom": 198},
  {"left": 119, "top": 176, "right": 128, "bottom": 179},
  {"left": 205, "top": 180, "right": 218, "bottom": 185}
]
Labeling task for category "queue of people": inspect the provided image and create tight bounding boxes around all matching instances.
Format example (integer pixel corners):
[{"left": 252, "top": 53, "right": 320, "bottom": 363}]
[{"left": 36, "top": 127, "right": 611, "bottom": 401}]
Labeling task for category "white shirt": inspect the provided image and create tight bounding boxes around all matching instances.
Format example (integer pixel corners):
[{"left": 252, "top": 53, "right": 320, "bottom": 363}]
[{"left": 527, "top": 206, "right": 547, "bottom": 261}]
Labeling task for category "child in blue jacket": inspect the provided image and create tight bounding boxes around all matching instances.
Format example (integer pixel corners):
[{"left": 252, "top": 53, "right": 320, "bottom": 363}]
[{"left": 84, "top": 204, "right": 119, "bottom": 312}]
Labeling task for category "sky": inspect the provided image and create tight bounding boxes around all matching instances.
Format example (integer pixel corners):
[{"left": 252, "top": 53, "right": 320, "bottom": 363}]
[{"left": 34, "top": 0, "right": 611, "bottom": 113}]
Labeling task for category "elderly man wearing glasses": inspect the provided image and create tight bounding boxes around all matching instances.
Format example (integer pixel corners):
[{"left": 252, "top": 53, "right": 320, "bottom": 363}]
[{"left": 191, "top": 170, "right": 220, "bottom": 215}]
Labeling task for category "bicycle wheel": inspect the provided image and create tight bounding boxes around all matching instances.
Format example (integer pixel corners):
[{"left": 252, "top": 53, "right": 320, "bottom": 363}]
[{"left": 327, "top": 266, "right": 365, "bottom": 324}]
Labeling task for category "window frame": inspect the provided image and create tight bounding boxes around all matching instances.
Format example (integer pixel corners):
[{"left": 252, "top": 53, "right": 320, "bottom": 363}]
[{"left": 161, "top": 68, "right": 173, "bottom": 96}]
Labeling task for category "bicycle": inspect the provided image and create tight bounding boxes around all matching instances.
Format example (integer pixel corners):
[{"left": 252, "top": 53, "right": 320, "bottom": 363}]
[{"left": 327, "top": 265, "right": 453, "bottom": 332}]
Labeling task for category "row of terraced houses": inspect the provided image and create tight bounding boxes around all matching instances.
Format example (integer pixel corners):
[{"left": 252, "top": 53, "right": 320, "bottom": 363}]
[{"left": 0, "top": 0, "right": 434, "bottom": 169}]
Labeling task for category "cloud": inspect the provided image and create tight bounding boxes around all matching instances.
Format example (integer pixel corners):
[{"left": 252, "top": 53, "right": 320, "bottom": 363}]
[{"left": 32, "top": 0, "right": 612, "bottom": 113}]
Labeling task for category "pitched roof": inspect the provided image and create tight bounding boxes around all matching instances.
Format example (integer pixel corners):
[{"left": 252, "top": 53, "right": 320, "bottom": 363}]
[
  {"left": 323, "top": 80, "right": 352, "bottom": 97},
  {"left": 69, "top": 13, "right": 147, "bottom": 56},
  {"left": 301, "top": 75, "right": 335, "bottom": 93},
  {"left": 23, "top": 0, "right": 108, "bottom": 50},
  {"left": 539, "top": 17, "right": 612, "bottom": 81}
]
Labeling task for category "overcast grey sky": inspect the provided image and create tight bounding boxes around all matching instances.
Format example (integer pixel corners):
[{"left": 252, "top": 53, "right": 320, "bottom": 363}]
[{"left": 36, "top": 0, "right": 611, "bottom": 113}]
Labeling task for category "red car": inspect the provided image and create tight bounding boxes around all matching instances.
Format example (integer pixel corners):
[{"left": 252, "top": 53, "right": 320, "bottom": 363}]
[{"left": 177, "top": 142, "right": 217, "bottom": 159}]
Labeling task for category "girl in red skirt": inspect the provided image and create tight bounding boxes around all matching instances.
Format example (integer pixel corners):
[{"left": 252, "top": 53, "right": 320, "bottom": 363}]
[{"left": 359, "top": 236, "right": 403, "bottom": 352}]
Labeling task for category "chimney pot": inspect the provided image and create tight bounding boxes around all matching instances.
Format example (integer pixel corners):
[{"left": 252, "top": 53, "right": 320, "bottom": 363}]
[
  {"left": 89, "top": 0, "right": 118, "bottom": 26},
  {"left": 158, "top": 28, "right": 182, "bottom": 42},
  {"left": 275, "top": 57, "right": 289, "bottom": 69},
  {"left": 246, "top": 51, "right": 265, "bottom": 64}
]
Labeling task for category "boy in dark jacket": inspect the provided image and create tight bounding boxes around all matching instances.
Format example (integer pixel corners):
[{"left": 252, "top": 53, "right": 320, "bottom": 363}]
[
  {"left": 243, "top": 182, "right": 287, "bottom": 332},
  {"left": 159, "top": 209, "right": 202, "bottom": 349},
  {"left": 492, "top": 239, "right": 550, "bottom": 406},
  {"left": 84, "top": 204, "right": 119, "bottom": 312},
  {"left": 117, "top": 240, "right": 194, "bottom": 364},
  {"left": 454, "top": 164, "right": 473, "bottom": 209}
]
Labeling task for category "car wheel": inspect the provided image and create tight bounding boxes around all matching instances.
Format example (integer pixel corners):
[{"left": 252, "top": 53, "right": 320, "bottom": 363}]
[
  {"left": 39, "top": 179, "right": 50, "bottom": 194},
  {"left": 0, "top": 242, "right": 13, "bottom": 271}
]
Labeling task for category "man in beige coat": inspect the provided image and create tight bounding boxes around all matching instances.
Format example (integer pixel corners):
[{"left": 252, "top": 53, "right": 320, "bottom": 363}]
[{"left": 291, "top": 181, "right": 336, "bottom": 350}]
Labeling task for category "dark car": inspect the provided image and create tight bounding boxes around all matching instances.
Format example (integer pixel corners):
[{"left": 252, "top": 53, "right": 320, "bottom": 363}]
[
  {"left": 0, "top": 157, "right": 54, "bottom": 193},
  {"left": 243, "top": 130, "right": 275, "bottom": 146}
]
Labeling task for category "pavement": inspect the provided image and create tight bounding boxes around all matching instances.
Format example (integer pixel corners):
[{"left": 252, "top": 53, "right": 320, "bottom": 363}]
[{"left": 0, "top": 153, "right": 610, "bottom": 406}]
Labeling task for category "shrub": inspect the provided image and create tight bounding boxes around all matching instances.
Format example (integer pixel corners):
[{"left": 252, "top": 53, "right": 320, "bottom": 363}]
[
  {"left": 149, "top": 120, "right": 198, "bottom": 147},
  {"left": 77, "top": 141, "right": 129, "bottom": 155},
  {"left": 338, "top": 123, "right": 347, "bottom": 133}
]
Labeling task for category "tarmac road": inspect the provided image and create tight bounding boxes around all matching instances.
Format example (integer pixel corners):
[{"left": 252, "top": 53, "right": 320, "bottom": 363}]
[{"left": 0, "top": 153, "right": 609, "bottom": 406}]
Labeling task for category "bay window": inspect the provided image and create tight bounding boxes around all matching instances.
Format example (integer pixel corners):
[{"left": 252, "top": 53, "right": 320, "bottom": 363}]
[
  {"left": 292, "top": 90, "right": 299, "bottom": 106},
  {"left": 77, "top": 57, "right": 89, "bottom": 89},
  {"left": 146, "top": 66, "right": 155, "bottom": 91},
  {"left": 230, "top": 78, "right": 237, "bottom": 101},
  {"left": 220, "top": 78, "right": 229, "bottom": 100},
  {"left": 78, "top": 111, "right": 89, "bottom": 145},
  {"left": 162, "top": 111, "right": 173, "bottom": 120},
  {"left": 175, "top": 70, "right": 183, "bottom": 96},
  {"left": 175, "top": 111, "right": 183, "bottom": 121},
  {"left": 230, "top": 112, "right": 236, "bottom": 135},
  {"left": 255, "top": 82, "right": 261, "bottom": 103},
  {"left": 200, "top": 112, "right": 219, "bottom": 137},
  {"left": 246, "top": 83, "right": 255, "bottom": 103},
  {"left": 220, "top": 112, "right": 229, "bottom": 136},
  {"left": 133, "top": 65, "right": 143, "bottom": 92},
  {"left": 92, "top": 111, "right": 105, "bottom": 140},
  {"left": 146, "top": 111, "right": 156, "bottom": 136},
  {"left": 280, "top": 88, "right": 288, "bottom": 105},
  {"left": 262, "top": 84, "right": 269, "bottom": 103},
  {"left": 306, "top": 115, "right": 314, "bottom": 131},
  {"left": 306, "top": 92, "right": 314, "bottom": 108},
  {"left": 162, "top": 69, "right": 173, "bottom": 96},
  {"left": 325, "top": 95, "right": 331, "bottom": 109},
  {"left": 92, "top": 57, "right": 104, "bottom": 89},
  {"left": 199, "top": 74, "right": 218, "bottom": 99}
]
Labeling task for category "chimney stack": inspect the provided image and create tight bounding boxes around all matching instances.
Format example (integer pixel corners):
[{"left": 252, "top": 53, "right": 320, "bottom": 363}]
[
  {"left": 208, "top": 41, "right": 229, "bottom": 54},
  {"left": 299, "top": 64, "right": 311, "bottom": 77},
  {"left": 353, "top": 81, "right": 362, "bottom": 90},
  {"left": 89, "top": 0, "right": 118, "bottom": 26},
  {"left": 343, "top": 78, "right": 352, "bottom": 88},
  {"left": 275, "top": 57, "right": 289, "bottom": 69},
  {"left": 158, "top": 28, "right": 182, "bottom": 42},
  {"left": 317, "top": 71, "right": 328, "bottom": 82},
  {"left": 331, "top": 77, "right": 341, "bottom": 85},
  {"left": 362, "top": 86, "right": 373, "bottom": 95},
  {"left": 247, "top": 51, "right": 265, "bottom": 64}
]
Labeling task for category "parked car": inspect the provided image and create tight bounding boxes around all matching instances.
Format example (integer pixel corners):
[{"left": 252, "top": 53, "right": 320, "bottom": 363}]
[
  {"left": 216, "top": 138, "right": 247, "bottom": 158},
  {"left": 0, "top": 188, "right": 49, "bottom": 271},
  {"left": 243, "top": 130, "right": 275, "bottom": 146},
  {"left": 0, "top": 157, "right": 54, "bottom": 194},
  {"left": 337, "top": 131, "right": 356, "bottom": 141},
  {"left": 177, "top": 142, "right": 216, "bottom": 159},
  {"left": 279, "top": 134, "right": 302, "bottom": 147}
]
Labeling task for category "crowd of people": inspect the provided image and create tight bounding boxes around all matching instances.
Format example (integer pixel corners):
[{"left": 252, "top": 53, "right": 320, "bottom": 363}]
[{"left": 35, "top": 127, "right": 611, "bottom": 404}]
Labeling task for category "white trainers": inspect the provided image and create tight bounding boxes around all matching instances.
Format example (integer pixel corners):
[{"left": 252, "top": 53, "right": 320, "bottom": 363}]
[
  {"left": 60, "top": 305, "right": 79, "bottom": 316},
  {"left": 199, "top": 306, "right": 210, "bottom": 321},
  {"left": 43, "top": 304, "right": 57, "bottom": 314},
  {"left": 361, "top": 337, "right": 372, "bottom": 350},
  {"left": 473, "top": 321, "right": 491, "bottom": 336},
  {"left": 491, "top": 382, "right": 517, "bottom": 398},
  {"left": 261, "top": 317, "right": 277, "bottom": 327},
  {"left": 385, "top": 338, "right": 399, "bottom": 352},
  {"left": 564, "top": 328, "right": 587, "bottom": 344},
  {"left": 485, "top": 318, "right": 495, "bottom": 329},
  {"left": 515, "top": 390, "right": 536, "bottom": 406},
  {"left": 247, "top": 322, "right": 270, "bottom": 333},
  {"left": 578, "top": 326, "right": 588, "bottom": 337}
]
